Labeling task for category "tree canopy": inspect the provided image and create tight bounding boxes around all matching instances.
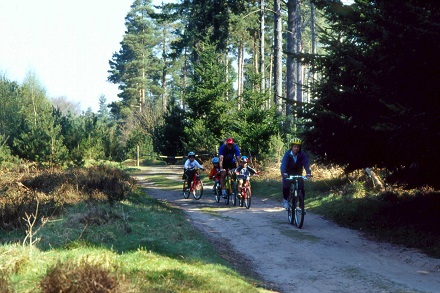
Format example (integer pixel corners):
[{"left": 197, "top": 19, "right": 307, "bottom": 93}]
[{"left": 307, "top": 0, "right": 440, "bottom": 187}]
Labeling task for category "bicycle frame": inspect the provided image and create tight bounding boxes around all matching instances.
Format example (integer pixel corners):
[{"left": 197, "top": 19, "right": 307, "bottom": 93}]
[
  {"left": 223, "top": 169, "right": 237, "bottom": 206},
  {"left": 183, "top": 168, "right": 204, "bottom": 200},
  {"left": 238, "top": 179, "right": 252, "bottom": 209},
  {"left": 286, "top": 175, "right": 307, "bottom": 229}
]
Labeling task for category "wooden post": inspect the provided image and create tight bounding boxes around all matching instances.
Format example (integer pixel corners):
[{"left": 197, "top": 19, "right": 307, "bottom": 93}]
[{"left": 137, "top": 145, "right": 140, "bottom": 167}]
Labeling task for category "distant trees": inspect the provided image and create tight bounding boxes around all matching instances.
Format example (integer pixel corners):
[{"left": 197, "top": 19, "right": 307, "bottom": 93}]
[{"left": 0, "top": 0, "right": 438, "bottom": 189}]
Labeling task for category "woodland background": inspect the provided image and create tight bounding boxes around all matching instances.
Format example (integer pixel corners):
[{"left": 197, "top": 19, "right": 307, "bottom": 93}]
[{"left": 0, "top": 0, "right": 438, "bottom": 188}]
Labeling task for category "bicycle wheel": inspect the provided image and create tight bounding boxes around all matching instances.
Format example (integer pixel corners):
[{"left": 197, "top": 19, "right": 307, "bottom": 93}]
[
  {"left": 294, "top": 190, "right": 305, "bottom": 228},
  {"left": 288, "top": 189, "right": 296, "bottom": 225},
  {"left": 224, "top": 191, "right": 229, "bottom": 205},
  {"left": 224, "top": 179, "right": 230, "bottom": 205},
  {"left": 238, "top": 190, "right": 244, "bottom": 207},
  {"left": 183, "top": 181, "right": 190, "bottom": 199},
  {"left": 193, "top": 179, "right": 203, "bottom": 200},
  {"left": 214, "top": 182, "right": 221, "bottom": 203},
  {"left": 231, "top": 181, "right": 237, "bottom": 206},
  {"left": 244, "top": 188, "right": 251, "bottom": 209}
]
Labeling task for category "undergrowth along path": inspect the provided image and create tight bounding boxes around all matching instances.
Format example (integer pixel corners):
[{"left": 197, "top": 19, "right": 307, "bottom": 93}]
[{"left": 134, "top": 165, "right": 440, "bottom": 293}]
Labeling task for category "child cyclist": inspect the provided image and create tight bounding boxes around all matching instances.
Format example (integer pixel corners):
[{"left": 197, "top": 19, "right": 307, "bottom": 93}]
[
  {"left": 183, "top": 152, "right": 205, "bottom": 190},
  {"left": 234, "top": 156, "right": 258, "bottom": 195},
  {"left": 208, "top": 157, "right": 222, "bottom": 194}
]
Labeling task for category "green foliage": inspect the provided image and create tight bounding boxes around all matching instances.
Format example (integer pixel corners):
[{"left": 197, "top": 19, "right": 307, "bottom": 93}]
[
  {"left": 0, "top": 75, "right": 21, "bottom": 142},
  {"left": 307, "top": 1, "right": 440, "bottom": 188},
  {"left": 125, "top": 127, "right": 154, "bottom": 160},
  {"left": 183, "top": 41, "right": 236, "bottom": 155},
  {"left": 234, "top": 91, "right": 281, "bottom": 162},
  {"left": 184, "top": 119, "right": 217, "bottom": 155},
  {"left": 154, "top": 104, "right": 186, "bottom": 156}
]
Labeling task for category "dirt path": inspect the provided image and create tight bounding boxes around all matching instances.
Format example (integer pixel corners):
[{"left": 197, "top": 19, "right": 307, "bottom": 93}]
[{"left": 134, "top": 165, "right": 440, "bottom": 293}]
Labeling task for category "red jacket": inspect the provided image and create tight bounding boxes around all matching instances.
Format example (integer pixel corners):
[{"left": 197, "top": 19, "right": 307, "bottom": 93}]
[{"left": 208, "top": 167, "right": 221, "bottom": 181}]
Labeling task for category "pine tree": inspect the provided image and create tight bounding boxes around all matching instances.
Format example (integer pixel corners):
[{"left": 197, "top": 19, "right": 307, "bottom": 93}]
[
  {"left": 108, "top": 0, "right": 161, "bottom": 118},
  {"left": 308, "top": 0, "right": 440, "bottom": 187}
]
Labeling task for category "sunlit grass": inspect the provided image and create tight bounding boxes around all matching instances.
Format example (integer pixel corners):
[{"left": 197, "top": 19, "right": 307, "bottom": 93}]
[{"left": 0, "top": 167, "right": 273, "bottom": 292}]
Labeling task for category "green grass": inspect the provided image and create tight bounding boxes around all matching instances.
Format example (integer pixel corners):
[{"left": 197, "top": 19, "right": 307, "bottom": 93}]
[{"left": 0, "top": 171, "right": 272, "bottom": 292}]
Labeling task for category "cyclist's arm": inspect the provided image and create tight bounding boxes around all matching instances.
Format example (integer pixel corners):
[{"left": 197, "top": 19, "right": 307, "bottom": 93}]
[
  {"left": 219, "top": 155, "right": 224, "bottom": 170},
  {"left": 234, "top": 145, "right": 241, "bottom": 166},
  {"left": 195, "top": 160, "right": 204, "bottom": 169},
  {"left": 249, "top": 166, "right": 258, "bottom": 175},
  {"left": 280, "top": 151, "right": 289, "bottom": 177},
  {"left": 299, "top": 152, "right": 312, "bottom": 175}
]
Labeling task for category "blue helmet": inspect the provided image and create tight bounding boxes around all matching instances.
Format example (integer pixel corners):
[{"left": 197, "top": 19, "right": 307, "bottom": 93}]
[
  {"left": 212, "top": 157, "right": 219, "bottom": 164},
  {"left": 240, "top": 156, "right": 249, "bottom": 163}
]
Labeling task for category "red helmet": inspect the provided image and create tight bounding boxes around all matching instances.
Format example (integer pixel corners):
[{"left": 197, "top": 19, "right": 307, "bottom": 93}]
[{"left": 225, "top": 138, "right": 234, "bottom": 144}]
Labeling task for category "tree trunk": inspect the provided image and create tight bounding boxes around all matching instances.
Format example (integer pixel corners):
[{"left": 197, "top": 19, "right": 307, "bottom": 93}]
[
  {"left": 161, "top": 25, "right": 167, "bottom": 112},
  {"left": 295, "top": 0, "right": 303, "bottom": 117},
  {"left": 273, "top": 0, "right": 283, "bottom": 116},
  {"left": 260, "top": 0, "right": 265, "bottom": 93},
  {"left": 286, "top": 0, "right": 296, "bottom": 131}
]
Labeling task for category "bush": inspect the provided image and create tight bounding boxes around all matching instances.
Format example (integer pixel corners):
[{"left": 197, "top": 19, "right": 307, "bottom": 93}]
[{"left": 40, "top": 259, "right": 121, "bottom": 293}]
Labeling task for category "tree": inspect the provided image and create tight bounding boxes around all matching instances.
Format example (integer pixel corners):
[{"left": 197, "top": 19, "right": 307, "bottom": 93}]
[
  {"left": 108, "top": 0, "right": 161, "bottom": 118},
  {"left": 185, "top": 41, "right": 235, "bottom": 152},
  {"left": 307, "top": 0, "right": 440, "bottom": 188},
  {"left": 13, "top": 73, "right": 67, "bottom": 165}
]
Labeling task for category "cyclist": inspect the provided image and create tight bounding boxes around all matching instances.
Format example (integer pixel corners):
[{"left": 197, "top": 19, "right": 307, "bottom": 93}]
[
  {"left": 280, "top": 138, "right": 312, "bottom": 209},
  {"left": 234, "top": 156, "right": 258, "bottom": 195},
  {"left": 183, "top": 152, "right": 205, "bottom": 190},
  {"left": 208, "top": 157, "right": 222, "bottom": 194},
  {"left": 218, "top": 138, "right": 241, "bottom": 198}
]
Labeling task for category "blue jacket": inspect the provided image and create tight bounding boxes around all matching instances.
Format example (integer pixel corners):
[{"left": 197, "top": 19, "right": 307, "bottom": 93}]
[{"left": 280, "top": 150, "right": 311, "bottom": 176}]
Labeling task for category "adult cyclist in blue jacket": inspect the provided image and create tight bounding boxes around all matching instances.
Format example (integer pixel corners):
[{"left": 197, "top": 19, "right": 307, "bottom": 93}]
[
  {"left": 218, "top": 138, "right": 241, "bottom": 198},
  {"left": 280, "top": 138, "right": 312, "bottom": 209}
]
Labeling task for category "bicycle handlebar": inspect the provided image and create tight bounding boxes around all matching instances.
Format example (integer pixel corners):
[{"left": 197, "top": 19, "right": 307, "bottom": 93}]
[
  {"left": 184, "top": 167, "right": 205, "bottom": 171},
  {"left": 285, "top": 175, "right": 310, "bottom": 180}
]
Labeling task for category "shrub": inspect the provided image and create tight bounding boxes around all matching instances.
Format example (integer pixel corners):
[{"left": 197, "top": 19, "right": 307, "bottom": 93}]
[{"left": 40, "top": 259, "right": 121, "bottom": 293}]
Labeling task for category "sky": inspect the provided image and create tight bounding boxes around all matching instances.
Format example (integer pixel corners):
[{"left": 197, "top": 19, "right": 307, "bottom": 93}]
[
  {"left": 0, "top": 0, "right": 353, "bottom": 113},
  {"left": 0, "top": 0, "right": 134, "bottom": 112}
]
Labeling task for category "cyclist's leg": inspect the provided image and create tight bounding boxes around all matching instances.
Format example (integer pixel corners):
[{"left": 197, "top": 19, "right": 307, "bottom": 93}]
[
  {"left": 298, "top": 178, "right": 305, "bottom": 197},
  {"left": 187, "top": 169, "right": 195, "bottom": 189},
  {"left": 220, "top": 171, "right": 226, "bottom": 193},
  {"left": 237, "top": 178, "right": 243, "bottom": 194},
  {"left": 282, "top": 177, "right": 290, "bottom": 209}
]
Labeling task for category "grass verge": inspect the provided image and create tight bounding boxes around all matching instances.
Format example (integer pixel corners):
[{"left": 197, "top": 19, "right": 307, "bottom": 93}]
[{"left": 0, "top": 167, "right": 273, "bottom": 292}]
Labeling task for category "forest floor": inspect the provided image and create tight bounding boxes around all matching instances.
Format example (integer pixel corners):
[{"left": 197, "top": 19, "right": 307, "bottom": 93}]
[{"left": 133, "top": 165, "right": 440, "bottom": 293}]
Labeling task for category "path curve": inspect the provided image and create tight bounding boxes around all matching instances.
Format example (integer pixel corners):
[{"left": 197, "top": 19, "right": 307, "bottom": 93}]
[{"left": 134, "top": 165, "right": 440, "bottom": 293}]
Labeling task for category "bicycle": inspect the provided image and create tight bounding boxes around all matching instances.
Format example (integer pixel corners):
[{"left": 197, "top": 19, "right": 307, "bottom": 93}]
[
  {"left": 212, "top": 176, "right": 222, "bottom": 203},
  {"left": 285, "top": 175, "right": 309, "bottom": 228},
  {"left": 182, "top": 167, "right": 204, "bottom": 200},
  {"left": 222, "top": 169, "right": 237, "bottom": 206},
  {"left": 237, "top": 173, "right": 258, "bottom": 209}
]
